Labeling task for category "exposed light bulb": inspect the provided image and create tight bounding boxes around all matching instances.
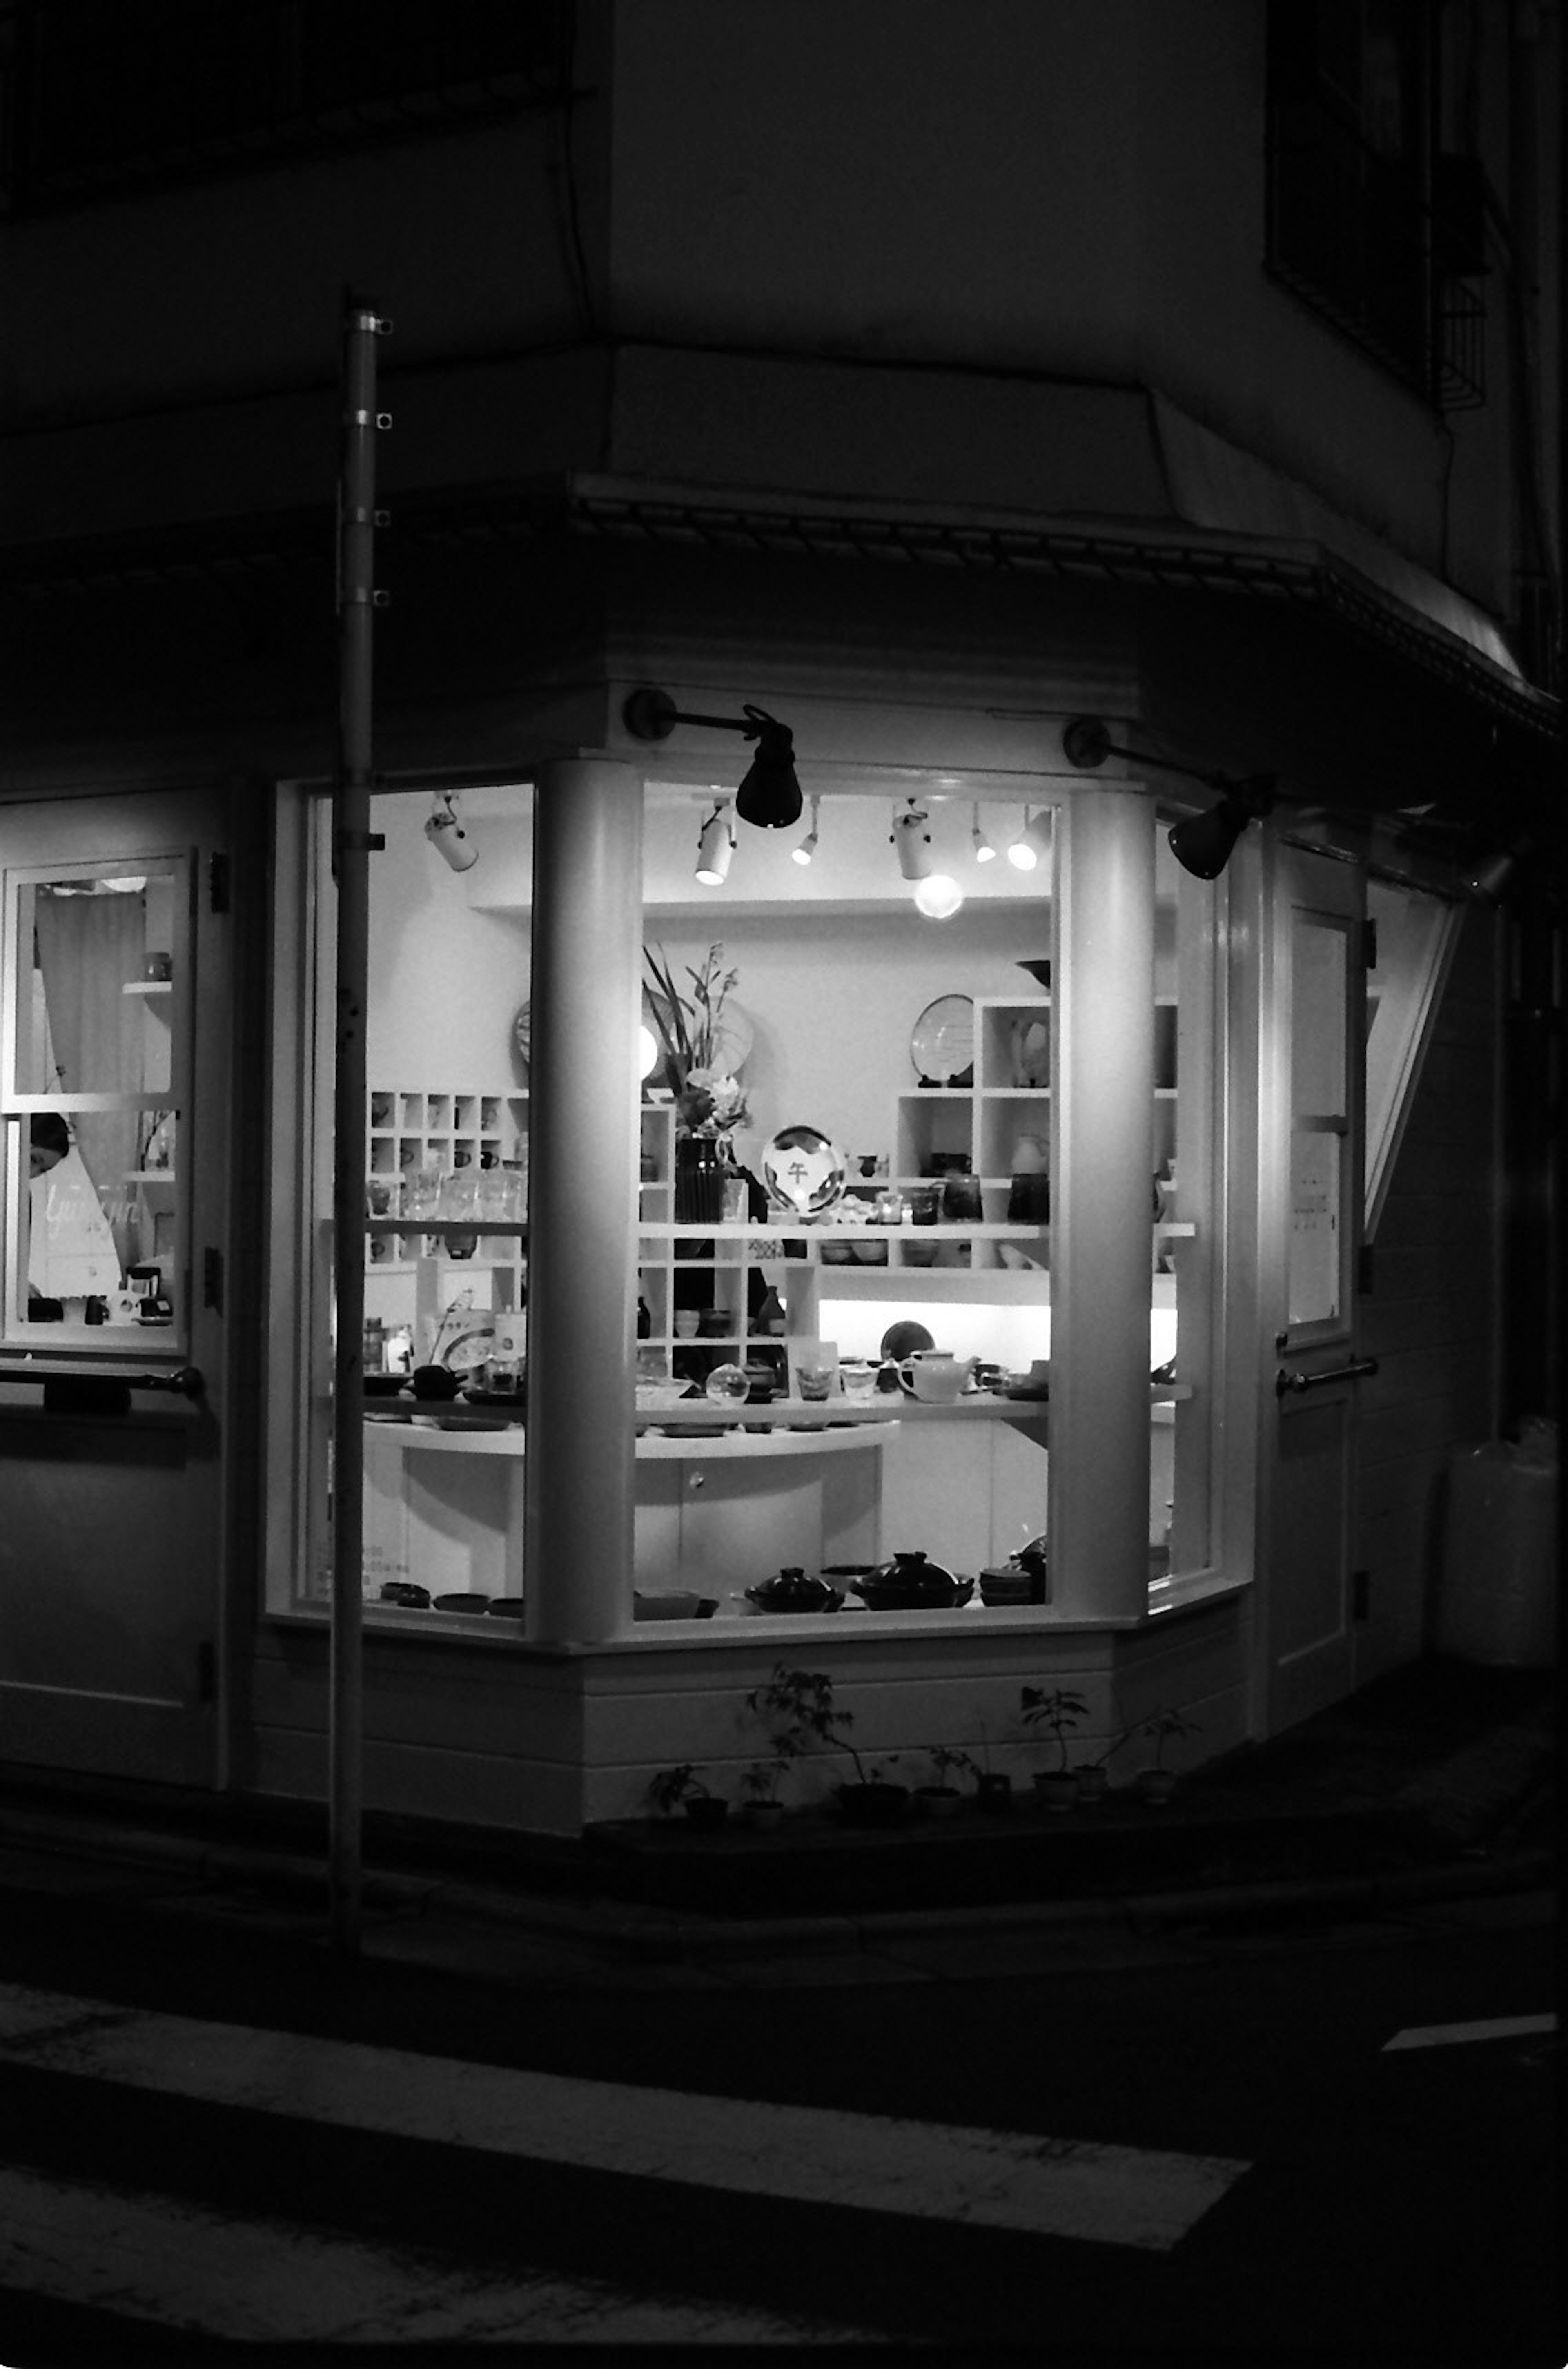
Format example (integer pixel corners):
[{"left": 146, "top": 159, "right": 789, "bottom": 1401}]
[
  {"left": 915, "top": 874, "right": 964, "bottom": 920},
  {"left": 638, "top": 1023, "right": 659, "bottom": 1079}
]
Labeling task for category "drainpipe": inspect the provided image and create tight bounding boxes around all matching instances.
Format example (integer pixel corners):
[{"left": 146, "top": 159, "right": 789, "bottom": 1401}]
[{"left": 330, "top": 294, "right": 391, "bottom": 1954}]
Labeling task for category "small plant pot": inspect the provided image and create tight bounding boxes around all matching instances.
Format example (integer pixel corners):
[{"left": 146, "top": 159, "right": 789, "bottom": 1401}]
[
  {"left": 683, "top": 1795, "right": 729, "bottom": 1831},
  {"left": 913, "top": 1784, "right": 963, "bottom": 1821},
  {"left": 1073, "top": 1764, "right": 1110, "bottom": 1806},
  {"left": 1136, "top": 1769, "right": 1178, "bottom": 1807},
  {"left": 975, "top": 1772, "right": 1013, "bottom": 1814},
  {"left": 741, "top": 1798, "right": 785, "bottom": 1831},
  {"left": 1032, "top": 1770, "right": 1079, "bottom": 1814},
  {"left": 836, "top": 1781, "right": 912, "bottom": 1828}
]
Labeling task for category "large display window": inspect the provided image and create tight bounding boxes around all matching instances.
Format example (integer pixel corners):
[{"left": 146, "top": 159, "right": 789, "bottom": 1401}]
[{"left": 269, "top": 762, "right": 1227, "bottom": 1635}]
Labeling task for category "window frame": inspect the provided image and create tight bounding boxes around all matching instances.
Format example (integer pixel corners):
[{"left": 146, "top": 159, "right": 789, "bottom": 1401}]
[{"left": 1, "top": 849, "right": 195, "bottom": 1357}]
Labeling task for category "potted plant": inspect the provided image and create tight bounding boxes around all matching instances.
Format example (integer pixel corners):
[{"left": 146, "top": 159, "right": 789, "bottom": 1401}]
[
  {"left": 746, "top": 1663, "right": 910, "bottom": 1826},
  {"left": 969, "top": 1718, "right": 1014, "bottom": 1813},
  {"left": 647, "top": 1762, "right": 729, "bottom": 1831},
  {"left": 1020, "top": 1685, "right": 1089, "bottom": 1812},
  {"left": 1071, "top": 1720, "right": 1135, "bottom": 1806},
  {"left": 739, "top": 1757, "right": 789, "bottom": 1830},
  {"left": 914, "top": 1745, "right": 979, "bottom": 1819},
  {"left": 1135, "top": 1707, "right": 1201, "bottom": 1804}
]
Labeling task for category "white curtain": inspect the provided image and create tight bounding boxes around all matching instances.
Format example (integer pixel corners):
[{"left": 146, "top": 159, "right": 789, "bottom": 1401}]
[{"left": 33, "top": 890, "right": 147, "bottom": 1279}]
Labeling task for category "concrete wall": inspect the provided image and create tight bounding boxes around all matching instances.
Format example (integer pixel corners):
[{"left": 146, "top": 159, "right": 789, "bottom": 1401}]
[{"left": 2, "top": 0, "right": 1551, "bottom": 629}]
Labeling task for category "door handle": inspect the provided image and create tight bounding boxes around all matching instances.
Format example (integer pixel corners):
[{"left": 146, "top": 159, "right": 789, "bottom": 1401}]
[{"left": 1275, "top": 1357, "right": 1379, "bottom": 1398}]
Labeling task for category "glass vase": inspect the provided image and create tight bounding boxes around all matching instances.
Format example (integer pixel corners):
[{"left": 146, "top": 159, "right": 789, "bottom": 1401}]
[{"left": 674, "top": 1133, "right": 725, "bottom": 1225}]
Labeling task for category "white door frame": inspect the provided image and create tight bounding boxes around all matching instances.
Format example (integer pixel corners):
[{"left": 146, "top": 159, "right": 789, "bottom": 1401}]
[{"left": 1251, "top": 831, "right": 1370, "bottom": 1735}]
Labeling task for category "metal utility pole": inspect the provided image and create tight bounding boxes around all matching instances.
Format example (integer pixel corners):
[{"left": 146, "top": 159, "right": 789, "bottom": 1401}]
[{"left": 331, "top": 293, "right": 391, "bottom": 1954}]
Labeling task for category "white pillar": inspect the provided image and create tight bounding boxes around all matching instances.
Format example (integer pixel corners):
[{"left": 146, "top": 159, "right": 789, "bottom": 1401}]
[
  {"left": 1049, "top": 788, "right": 1156, "bottom": 1621},
  {"left": 524, "top": 759, "right": 641, "bottom": 1643}
]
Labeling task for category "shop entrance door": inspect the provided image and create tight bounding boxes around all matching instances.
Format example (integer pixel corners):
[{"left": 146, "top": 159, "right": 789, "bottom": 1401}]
[
  {"left": 0, "top": 788, "right": 235, "bottom": 1787},
  {"left": 1263, "top": 843, "right": 1370, "bottom": 1734}
]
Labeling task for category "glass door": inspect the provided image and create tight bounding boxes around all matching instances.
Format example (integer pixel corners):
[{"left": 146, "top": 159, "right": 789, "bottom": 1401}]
[{"left": 1265, "top": 844, "right": 1369, "bottom": 1732}]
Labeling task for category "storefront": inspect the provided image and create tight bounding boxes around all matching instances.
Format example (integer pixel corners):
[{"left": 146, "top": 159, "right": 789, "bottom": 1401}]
[{"left": 0, "top": 515, "right": 1530, "bottom": 1840}]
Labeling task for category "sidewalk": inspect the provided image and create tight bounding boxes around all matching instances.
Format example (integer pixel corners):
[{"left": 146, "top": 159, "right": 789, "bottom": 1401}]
[{"left": 0, "top": 1657, "right": 1554, "bottom": 1987}]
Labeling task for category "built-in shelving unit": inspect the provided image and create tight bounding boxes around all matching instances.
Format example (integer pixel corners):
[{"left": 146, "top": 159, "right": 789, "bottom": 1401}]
[
  {"left": 634, "top": 992, "right": 1191, "bottom": 1377},
  {"left": 365, "top": 1087, "right": 528, "bottom": 1270}
]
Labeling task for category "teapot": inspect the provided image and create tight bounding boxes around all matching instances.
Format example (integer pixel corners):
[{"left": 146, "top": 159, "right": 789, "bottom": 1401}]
[
  {"left": 896, "top": 1350, "right": 967, "bottom": 1403},
  {"left": 849, "top": 1551, "right": 973, "bottom": 1610},
  {"left": 744, "top": 1567, "right": 844, "bottom": 1616}
]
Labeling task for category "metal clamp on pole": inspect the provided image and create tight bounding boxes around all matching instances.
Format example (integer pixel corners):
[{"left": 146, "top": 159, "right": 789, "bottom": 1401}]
[{"left": 1276, "top": 1357, "right": 1380, "bottom": 1397}]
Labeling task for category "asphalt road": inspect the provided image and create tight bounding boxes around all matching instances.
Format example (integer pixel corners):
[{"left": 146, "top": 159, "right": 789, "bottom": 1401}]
[{"left": 0, "top": 1873, "right": 1558, "bottom": 2362}]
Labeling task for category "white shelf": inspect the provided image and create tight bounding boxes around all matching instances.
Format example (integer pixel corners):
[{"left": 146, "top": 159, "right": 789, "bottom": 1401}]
[{"left": 640, "top": 1221, "right": 1047, "bottom": 1243}]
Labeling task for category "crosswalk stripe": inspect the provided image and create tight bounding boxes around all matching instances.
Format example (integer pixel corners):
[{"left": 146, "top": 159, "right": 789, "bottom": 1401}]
[
  {"left": 1382, "top": 2012, "right": 1557, "bottom": 2053},
  {"left": 0, "top": 1981, "right": 1246, "bottom": 2252},
  {"left": 0, "top": 2164, "right": 883, "bottom": 2346}
]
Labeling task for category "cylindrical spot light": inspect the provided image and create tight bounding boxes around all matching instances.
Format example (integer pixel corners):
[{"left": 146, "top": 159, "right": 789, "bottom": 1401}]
[
  {"left": 792, "top": 795, "right": 821, "bottom": 866},
  {"left": 694, "top": 801, "right": 735, "bottom": 887},
  {"left": 1007, "top": 809, "right": 1052, "bottom": 871}
]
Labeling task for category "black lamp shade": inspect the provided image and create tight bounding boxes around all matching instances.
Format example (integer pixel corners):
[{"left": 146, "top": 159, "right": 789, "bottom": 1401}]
[
  {"left": 1167, "top": 803, "right": 1247, "bottom": 880},
  {"left": 735, "top": 724, "right": 802, "bottom": 829}
]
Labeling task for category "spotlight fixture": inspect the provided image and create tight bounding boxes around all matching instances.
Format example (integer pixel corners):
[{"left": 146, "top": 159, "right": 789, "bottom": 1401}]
[
  {"left": 892, "top": 800, "right": 933, "bottom": 882},
  {"left": 971, "top": 804, "right": 996, "bottom": 863},
  {"left": 1166, "top": 786, "right": 1276, "bottom": 880},
  {"left": 1063, "top": 715, "right": 1276, "bottom": 880},
  {"left": 1007, "top": 809, "right": 1052, "bottom": 871},
  {"left": 893, "top": 801, "right": 962, "bottom": 917},
  {"left": 694, "top": 800, "right": 735, "bottom": 887},
  {"left": 425, "top": 792, "right": 477, "bottom": 872},
  {"left": 792, "top": 795, "right": 821, "bottom": 866},
  {"left": 624, "top": 686, "right": 802, "bottom": 829},
  {"left": 1463, "top": 845, "right": 1518, "bottom": 903}
]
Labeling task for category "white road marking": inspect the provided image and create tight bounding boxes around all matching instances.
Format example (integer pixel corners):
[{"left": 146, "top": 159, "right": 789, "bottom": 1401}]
[
  {"left": 1383, "top": 2012, "right": 1557, "bottom": 2053},
  {"left": 0, "top": 2164, "right": 881, "bottom": 2346},
  {"left": 0, "top": 1981, "right": 1245, "bottom": 2251}
]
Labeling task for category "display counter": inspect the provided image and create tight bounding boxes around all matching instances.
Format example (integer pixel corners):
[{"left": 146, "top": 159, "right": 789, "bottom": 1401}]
[{"left": 358, "top": 1386, "right": 1187, "bottom": 1622}]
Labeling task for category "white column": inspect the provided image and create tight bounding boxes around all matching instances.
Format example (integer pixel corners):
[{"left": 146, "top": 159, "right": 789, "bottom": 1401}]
[
  {"left": 1049, "top": 787, "right": 1156, "bottom": 1621},
  {"left": 524, "top": 759, "right": 641, "bottom": 1643}
]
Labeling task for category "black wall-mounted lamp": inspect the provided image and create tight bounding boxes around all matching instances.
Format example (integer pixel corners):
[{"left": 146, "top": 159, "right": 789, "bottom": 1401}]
[
  {"left": 1063, "top": 716, "right": 1276, "bottom": 879},
  {"left": 624, "top": 686, "right": 803, "bottom": 829}
]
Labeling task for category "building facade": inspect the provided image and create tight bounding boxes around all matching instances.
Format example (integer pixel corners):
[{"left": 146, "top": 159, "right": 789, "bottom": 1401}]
[{"left": 0, "top": 1, "right": 1559, "bottom": 1834}]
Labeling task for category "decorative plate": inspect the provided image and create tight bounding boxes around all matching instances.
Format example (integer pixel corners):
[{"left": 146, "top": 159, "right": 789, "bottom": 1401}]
[
  {"left": 762, "top": 1125, "right": 846, "bottom": 1216},
  {"left": 910, "top": 995, "right": 974, "bottom": 1085},
  {"left": 512, "top": 1002, "right": 530, "bottom": 1074}
]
